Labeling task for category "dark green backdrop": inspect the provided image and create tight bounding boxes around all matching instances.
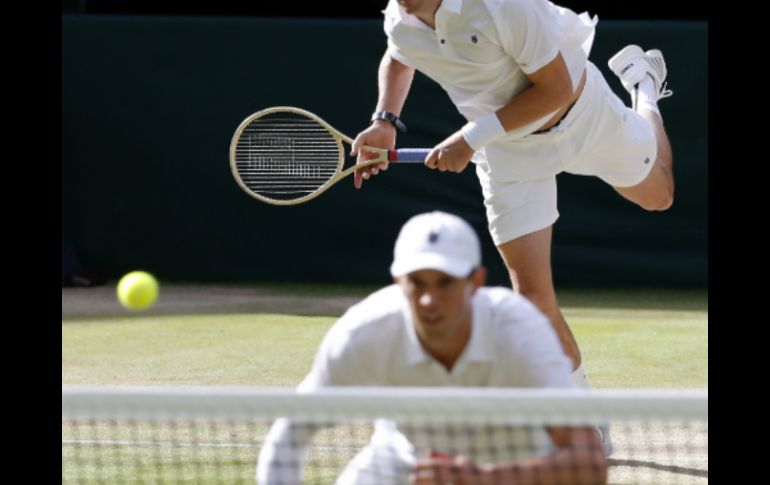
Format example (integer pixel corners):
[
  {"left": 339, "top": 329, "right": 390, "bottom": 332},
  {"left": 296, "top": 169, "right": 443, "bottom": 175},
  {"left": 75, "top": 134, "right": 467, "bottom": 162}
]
[{"left": 62, "top": 15, "right": 707, "bottom": 287}]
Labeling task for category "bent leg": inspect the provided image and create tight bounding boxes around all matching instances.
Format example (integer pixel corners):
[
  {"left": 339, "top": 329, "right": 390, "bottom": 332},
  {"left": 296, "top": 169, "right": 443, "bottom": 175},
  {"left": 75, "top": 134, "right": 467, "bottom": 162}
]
[
  {"left": 613, "top": 110, "right": 674, "bottom": 211},
  {"left": 607, "top": 46, "right": 676, "bottom": 211},
  {"left": 496, "top": 226, "right": 582, "bottom": 369}
]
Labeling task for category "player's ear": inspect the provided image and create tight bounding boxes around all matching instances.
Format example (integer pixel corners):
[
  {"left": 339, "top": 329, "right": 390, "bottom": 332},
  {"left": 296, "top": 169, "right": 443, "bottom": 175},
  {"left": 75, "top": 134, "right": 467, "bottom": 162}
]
[{"left": 470, "top": 266, "right": 487, "bottom": 292}]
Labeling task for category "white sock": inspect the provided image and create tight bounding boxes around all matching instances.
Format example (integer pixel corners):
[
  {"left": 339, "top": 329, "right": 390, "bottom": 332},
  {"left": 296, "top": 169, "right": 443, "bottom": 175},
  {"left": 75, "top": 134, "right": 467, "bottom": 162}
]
[
  {"left": 571, "top": 364, "right": 592, "bottom": 389},
  {"left": 573, "top": 364, "right": 614, "bottom": 455},
  {"left": 634, "top": 76, "right": 660, "bottom": 115}
]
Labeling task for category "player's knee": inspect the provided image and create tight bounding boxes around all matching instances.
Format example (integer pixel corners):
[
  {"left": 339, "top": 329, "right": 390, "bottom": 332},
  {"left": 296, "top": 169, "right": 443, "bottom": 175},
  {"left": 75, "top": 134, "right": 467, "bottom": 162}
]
[
  {"left": 658, "top": 192, "right": 674, "bottom": 211},
  {"left": 639, "top": 189, "right": 674, "bottom": 211}
]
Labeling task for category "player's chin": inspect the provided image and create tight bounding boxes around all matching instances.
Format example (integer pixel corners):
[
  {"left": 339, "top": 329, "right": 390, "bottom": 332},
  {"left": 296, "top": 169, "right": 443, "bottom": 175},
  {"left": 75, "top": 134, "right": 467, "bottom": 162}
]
[{"left": 418, "top": 315, "right": 445, "bottom": 327}]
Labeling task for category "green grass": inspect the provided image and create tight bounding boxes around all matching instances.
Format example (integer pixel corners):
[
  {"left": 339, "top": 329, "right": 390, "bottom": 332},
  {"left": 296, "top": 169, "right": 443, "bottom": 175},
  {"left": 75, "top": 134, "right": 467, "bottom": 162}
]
[
  {"left": 62, "top": 286, "right": 707, "bottom": 484},
  {"left": 62, "top": 287, "right": 707, "bottom": 389},
  {"left": 62, "top": 313, "right": 333, "bottom": 386}
]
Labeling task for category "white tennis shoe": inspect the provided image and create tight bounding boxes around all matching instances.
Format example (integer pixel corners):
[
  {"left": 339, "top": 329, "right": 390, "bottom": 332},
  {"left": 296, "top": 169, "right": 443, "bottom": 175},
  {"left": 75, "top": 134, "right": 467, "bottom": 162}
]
[
  {"left": 597, "top": 423, "right": 614, "bottom": 457},
  {"left": 608, "top": 44, "right": 673, "bottom": 101}
]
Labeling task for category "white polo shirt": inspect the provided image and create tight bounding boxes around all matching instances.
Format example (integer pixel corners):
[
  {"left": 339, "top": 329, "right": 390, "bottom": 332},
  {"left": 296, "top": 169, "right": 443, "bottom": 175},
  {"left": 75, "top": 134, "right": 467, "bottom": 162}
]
[
  {"left": 299, "top": 284, "right": 573, "bottom": 389},
  {"left": 257, "top": 285, "right": 575, "bottom": 484},
  {"left": 384, "top": 0, "right": 598, "bottom": 180}
]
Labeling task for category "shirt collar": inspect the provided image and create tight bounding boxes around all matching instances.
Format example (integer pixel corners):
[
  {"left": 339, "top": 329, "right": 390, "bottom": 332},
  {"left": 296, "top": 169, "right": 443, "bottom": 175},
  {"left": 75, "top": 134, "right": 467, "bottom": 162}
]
[
  {"left": 402, "top": 303, "right": 430, "bottom": 365},
  {"left": 440, "top": 0, "right": 463, "bottom": 14},
  {"left": 389, "top": 0, "right": 463, "bottom": 29}
]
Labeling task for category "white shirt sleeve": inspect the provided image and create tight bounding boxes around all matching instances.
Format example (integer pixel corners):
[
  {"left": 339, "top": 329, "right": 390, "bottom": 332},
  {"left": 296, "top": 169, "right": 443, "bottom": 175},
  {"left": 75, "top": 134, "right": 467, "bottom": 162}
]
[
  {"left": 383, "top": 0, "right": 416, "bottom": 68},
  {"left": 497, "top": 294, "right": 576, "bottom": 388},
  {"left": 256, "top": 311, "right": 372, "bottom": 484},
  {"left": 487, "top": 0, "right": 564, "bottom": 75},
  {"left": 256, "top": 418, "right": 317, "bottom": 485},
  {"left": 386, "top": 41, "right": 416, "bottom": 69},
  {"left": 300, "top": 308, "right": 376, "bottom": 389}
]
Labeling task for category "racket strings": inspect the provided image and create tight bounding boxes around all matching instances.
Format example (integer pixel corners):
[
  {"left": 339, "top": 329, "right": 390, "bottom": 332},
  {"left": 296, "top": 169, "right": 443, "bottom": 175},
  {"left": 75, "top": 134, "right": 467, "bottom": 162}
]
[{"left": 234, "top": 113, "right": 341, "bottom": 201}]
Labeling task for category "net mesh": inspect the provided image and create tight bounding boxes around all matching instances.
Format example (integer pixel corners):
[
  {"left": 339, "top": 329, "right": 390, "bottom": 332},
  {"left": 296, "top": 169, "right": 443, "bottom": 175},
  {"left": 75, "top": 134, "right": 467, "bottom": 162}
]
[
  {"left": 233, "top": 111, "right": 341, "bottom": 202},
  {"left": 62, "top": 386, "right": 707, "bottom": 484}
]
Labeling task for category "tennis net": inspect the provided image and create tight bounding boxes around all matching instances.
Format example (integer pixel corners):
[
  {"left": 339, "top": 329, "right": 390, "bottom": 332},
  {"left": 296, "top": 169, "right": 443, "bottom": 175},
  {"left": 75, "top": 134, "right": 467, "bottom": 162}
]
[{"left": 62, "top": 386, "right": 707, "bottom": 484}]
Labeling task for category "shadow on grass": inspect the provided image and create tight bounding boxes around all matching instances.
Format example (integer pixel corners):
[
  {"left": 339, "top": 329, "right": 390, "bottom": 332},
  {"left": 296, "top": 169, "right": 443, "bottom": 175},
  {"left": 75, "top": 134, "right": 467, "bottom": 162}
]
[
  {"left": 556, "top": 287, "right": 707, "bottom": 312},
  {"left": 62, "top": 283, "right": 706, "bottom": 323}
]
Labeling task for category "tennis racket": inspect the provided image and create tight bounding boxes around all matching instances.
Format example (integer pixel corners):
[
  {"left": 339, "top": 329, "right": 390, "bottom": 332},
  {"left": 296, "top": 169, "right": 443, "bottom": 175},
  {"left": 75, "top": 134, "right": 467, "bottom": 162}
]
[{"left": 229, "top": 106, "right": 430, "bottom": 205}]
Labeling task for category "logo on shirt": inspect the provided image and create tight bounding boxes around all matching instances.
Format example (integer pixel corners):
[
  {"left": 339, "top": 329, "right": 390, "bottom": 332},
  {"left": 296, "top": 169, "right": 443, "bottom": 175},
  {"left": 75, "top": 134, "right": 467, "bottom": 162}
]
[
  {"left": 643, "top": 157, "right": 650, "bottom": 164},
  {"left": 471, "top": 34, "right": 478, "bottom": 44},
  {"left": 428, "top": 231, "right": 439, "bottom": 243}
]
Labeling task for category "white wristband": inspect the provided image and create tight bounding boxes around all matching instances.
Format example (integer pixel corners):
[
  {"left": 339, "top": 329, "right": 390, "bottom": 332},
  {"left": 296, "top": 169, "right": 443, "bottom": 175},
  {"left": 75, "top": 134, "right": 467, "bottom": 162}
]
[{"left": 461, "top": 112, "right": 506, "bottom": 151}]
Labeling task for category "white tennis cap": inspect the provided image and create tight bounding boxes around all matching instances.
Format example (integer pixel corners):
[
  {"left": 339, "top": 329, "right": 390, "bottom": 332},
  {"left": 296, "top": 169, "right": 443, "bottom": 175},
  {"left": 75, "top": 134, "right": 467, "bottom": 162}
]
[{"left": 390, "top": 211, "right": 481, "bottom": 278}]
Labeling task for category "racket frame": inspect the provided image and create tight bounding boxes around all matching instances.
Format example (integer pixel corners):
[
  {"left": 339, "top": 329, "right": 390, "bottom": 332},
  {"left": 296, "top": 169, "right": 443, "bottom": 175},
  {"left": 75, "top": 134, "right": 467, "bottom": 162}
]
[{"left": 230, "top": 106, "right": 397, "bottom": 205}]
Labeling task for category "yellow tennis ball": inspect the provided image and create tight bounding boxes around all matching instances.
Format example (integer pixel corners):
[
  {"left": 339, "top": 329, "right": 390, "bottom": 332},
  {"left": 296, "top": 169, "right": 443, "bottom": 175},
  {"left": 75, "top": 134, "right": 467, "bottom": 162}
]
[{"left": 117, "top": 271, "right": 159, "bottom": 310}]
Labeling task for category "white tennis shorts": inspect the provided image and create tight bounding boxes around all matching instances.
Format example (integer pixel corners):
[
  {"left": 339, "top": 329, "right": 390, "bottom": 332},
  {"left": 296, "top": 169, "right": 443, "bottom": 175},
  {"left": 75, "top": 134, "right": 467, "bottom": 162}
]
[{"left": 475, "top": 62, "right": 658, "bottom": 245}]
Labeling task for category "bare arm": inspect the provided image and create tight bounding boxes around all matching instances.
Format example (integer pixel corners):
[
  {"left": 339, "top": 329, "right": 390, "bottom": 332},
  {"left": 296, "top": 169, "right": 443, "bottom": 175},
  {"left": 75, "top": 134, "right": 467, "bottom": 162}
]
[
  {"left": 374, "top": 51, "right": 415, "bottom": 118},
  {"left": 496, "top": 53, "right": 572, "bottom": 132},
  {"left": 411, "top": 426, "right": 608, "bottom": 485},
  {"left": 493, "top": 426, "right": 608, "bottom": 485},
  {"left": 495, "top": 52, "right": 573, "bottom": 133},
  {"left": 350, "top": 51, "right": 415, "bottom": 188},
  {"left": 425, "top": 52, "right": 574, "bottom": 174}
]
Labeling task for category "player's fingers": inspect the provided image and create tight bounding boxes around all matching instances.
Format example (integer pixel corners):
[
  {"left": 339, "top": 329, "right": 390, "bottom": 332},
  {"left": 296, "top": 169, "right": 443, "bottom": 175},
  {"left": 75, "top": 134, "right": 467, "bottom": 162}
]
[
  {"left": 424, "top": 148, "right": 439, "bottom": 170},
  {"left": 355, "top": 144, "right": 370, "bottom": 165},
  {"left": 359, "top": 146, "right": 382, "bottom": 166},
  {"left": 454, "top": 456, "right": 480, "bottom": 485},
  {"left": 430, "top": 450, "right": 455, "bottom": 461},
  {"left": 435, "top": 151, "right": 448, "bottom": 172},
  {"left": 447, "top": 156, "right": 461, "bottom": 173},
  {"left": 354, "top": 168, "right": 363, "bottom": 189},
  {"left": 453, "top": 455, "right": 472, "bottom": 467},
  {"left": 411, "top": 464, "right": 441, "bottom": 485},
  {"left": 370, "top": 160, "right": 390, "bottom": 175},
  {"left": 354, "top": 156, "right": 373, "bottom": 189},
  {"left": 431, "top": 464, "right": 453, "bottom": 483},
  {"left": 409, "top": 473, "right": 436, "bottom": 485},
  {"left": 350, "top": 136, "right": 362, "bottom": 157}
]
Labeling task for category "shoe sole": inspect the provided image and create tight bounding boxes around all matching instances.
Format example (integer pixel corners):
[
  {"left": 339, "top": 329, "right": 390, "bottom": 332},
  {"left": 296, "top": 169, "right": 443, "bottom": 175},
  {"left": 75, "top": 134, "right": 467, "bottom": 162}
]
[{"left": 643, "top": 49, "right": 667, "bottom": 79}]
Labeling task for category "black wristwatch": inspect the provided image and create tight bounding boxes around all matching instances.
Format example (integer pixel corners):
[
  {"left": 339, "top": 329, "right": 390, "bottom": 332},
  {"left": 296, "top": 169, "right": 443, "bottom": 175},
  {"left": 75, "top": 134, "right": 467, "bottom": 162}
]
[{"left": 370, "top": 111, "right": 407, "bottom": 133}]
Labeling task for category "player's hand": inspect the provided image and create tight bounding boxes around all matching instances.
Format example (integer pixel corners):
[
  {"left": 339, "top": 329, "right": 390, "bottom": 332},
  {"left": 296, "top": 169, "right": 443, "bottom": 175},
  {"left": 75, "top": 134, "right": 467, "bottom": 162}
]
[
  {"left": 410, "top": 451, "right": 493, "bottom": 485},
  {"left": 424, "top": 131, "right": 475, "bottom": 173},
  {"left": 350, "top": 121, "right": 397, "bottom": 189}
]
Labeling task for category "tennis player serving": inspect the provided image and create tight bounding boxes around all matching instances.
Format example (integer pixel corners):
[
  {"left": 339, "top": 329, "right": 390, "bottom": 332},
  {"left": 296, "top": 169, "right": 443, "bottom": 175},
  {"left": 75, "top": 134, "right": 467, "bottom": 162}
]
[
  {"left": 256, "top": 211, "right": 607, "bottom": 485},
  {"left": 351, "top": 0, "right": 675, "bottom": 438}
]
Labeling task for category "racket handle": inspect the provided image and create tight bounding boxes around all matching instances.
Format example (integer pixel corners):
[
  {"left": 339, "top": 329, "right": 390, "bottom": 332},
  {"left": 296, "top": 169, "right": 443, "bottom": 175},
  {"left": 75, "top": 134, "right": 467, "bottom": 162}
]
[{"left": 388, "top": 149, "right": 431, "bottom": 163}]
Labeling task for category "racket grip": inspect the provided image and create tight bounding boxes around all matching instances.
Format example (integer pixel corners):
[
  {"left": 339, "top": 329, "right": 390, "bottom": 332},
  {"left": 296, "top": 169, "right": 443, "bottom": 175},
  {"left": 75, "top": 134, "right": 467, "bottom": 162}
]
[{"left": 388, "top": 149, "right": 431, "bottom": 163}]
